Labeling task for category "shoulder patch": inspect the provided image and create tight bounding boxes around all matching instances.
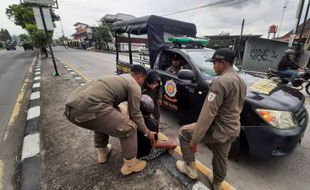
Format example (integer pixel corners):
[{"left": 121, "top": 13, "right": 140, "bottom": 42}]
[{"left": 207, "top": 92, "right": 216, "bottom": 102}]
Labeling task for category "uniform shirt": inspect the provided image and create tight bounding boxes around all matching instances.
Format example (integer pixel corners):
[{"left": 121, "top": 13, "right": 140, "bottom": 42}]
[
  {"left": 191, "top": 67, "right": 247, "bottom": 144},
  {"left": 167, "top": 65, "right": 183, "bottom": 74},
  {"left": 66, "top": 74, "right": 147, "bottom": 132}
]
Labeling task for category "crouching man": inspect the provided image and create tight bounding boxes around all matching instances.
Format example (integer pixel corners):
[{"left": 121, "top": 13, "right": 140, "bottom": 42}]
[
  {"left": 176, "top": 48, "right": 247, "bottom": 190},
  {"left": 64, "top": 65, "right": 156, "bottom": 176}
]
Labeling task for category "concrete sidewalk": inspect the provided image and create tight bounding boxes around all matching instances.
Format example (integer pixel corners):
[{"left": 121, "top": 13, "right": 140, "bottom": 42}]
[{"left": 38, "top": 57, "right": 206, "bottom": 189}]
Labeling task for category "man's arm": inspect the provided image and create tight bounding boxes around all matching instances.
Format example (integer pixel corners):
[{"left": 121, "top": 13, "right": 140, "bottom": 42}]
[
  {"left": 127, "top": 84, "right": 149, "bottom": 135},
  {"left": 191, "top": 80, "right": 226, "bottom": 145}
]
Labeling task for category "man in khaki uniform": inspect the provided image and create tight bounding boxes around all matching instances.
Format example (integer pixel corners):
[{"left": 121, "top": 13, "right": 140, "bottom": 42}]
[
  {"left": 64, "top": 65, "right": 156, "bottom": 176},
  {"left": 167, "top": 54, "right": 184, "bottom": 74},
  {"left": 176, "top": 48, "right": 247, "bottom": 190}
]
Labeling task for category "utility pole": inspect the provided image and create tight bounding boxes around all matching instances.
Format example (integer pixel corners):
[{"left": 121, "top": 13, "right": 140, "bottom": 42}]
[
  {"left": 294, "top": 0, "right": 305, "bottom": 35},
  {"left": 236, "top": 19, "right": 245, "bottom": 65},
  {"left": 277, "top": 0, "right": 289, "bottom": 37},
  {"left": 299, "top": 0, "right": 310, "bottom": 43}
]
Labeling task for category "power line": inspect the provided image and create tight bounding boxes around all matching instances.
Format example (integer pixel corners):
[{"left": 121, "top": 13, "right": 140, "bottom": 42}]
[{"left": 161, "top": 0, "right": 248, "bottom": 16}]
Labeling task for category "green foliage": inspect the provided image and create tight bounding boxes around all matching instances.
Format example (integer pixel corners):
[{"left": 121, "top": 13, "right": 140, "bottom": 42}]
[
  {"left": 6, "top": 4, "right": 58, "bottom": 48},
  {"left": 0, "top": 28, "right": 11, "bottom": 42},
  {"left": 19, "top": 33, "right": 30, "bottom": 42},
  {"left": 93, "top": 24, "right": 113, "bottom": 50}
]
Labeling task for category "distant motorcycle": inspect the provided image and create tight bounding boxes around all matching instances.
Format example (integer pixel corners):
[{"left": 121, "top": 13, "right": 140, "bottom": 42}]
[{"left": 267, "top": 68, "right": 310, "bottom": 95}]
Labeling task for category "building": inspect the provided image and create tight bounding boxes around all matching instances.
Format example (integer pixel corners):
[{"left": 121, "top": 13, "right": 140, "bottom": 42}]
[
  {"left": 277, "top": 18, "right": 310, "bottom": 42},
  {"left": 202, "top": 34, "right": 262, "bottom": 50}
]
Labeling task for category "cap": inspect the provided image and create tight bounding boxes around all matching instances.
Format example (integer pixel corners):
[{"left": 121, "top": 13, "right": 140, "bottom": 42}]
[
  {"left": 208, "top": 48, "right": 235, "bottom": 64},
  {"left": 146, "top": 70, "right": 161, "bottom": 85}
]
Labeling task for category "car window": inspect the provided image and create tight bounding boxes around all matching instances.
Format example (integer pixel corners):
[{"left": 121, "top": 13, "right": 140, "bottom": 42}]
[
  {"left": 158, "top": 53, "right": 191, "bottom": 74},
  {"left": 188, "top": 49, "right": 239, "bottom": 77}
]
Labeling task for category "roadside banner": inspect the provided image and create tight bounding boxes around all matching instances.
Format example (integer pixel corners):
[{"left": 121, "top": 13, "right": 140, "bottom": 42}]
[{"left": 33, "top": 7, "right": 54, "bottom": 31}]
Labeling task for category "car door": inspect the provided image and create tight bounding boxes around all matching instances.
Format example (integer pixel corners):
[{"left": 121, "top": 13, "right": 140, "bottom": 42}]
[{"left": 155, "top": 50, "right": 199, "bottom": 120}]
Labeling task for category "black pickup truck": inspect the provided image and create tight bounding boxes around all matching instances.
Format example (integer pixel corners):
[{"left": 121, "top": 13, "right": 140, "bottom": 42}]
[{"left": 112, "top": 15, "right": 308, "bottom": 158}]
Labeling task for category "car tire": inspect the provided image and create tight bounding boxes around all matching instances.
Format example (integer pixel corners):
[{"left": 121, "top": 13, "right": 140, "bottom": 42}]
[
  {"left": 228, "top": 131, "right": 248, "bottom": 161},
  {"left": 305, "top": 83, "right": 310, "bottom": 95}
]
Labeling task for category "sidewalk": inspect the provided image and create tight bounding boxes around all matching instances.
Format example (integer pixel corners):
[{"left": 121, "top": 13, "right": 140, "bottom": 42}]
[{"left": 38, "top": 57, "right": 204, "bottom": 189}]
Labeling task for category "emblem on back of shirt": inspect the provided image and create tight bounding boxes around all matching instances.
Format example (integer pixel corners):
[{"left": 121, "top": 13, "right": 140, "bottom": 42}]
[{"left": 207, "top": 92, "right": 216, "bottom": 102}]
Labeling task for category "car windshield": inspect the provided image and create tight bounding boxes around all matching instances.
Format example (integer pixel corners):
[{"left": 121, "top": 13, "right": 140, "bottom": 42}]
[{"left": 187, "top": 49, "right": 239, "bottom": 77}]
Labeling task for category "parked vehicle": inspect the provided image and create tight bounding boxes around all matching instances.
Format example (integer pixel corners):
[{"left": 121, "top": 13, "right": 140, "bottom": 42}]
[
  {"left": 112, "top": 15, "right": 308, "bottom": 158},
  {"left": 267, "top": 68, "right": 310, "bottom": 95},
  {"left": 22, "top": 42, "right": 34, "bottom": 51},
  {"left": 6, "top": 43, "right": 16, "bottom": 50}
]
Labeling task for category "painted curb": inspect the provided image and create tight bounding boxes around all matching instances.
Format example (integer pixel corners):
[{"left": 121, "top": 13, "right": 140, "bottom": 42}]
[{"left": 20, "top": 54, "right": 42, "bottom": 190}]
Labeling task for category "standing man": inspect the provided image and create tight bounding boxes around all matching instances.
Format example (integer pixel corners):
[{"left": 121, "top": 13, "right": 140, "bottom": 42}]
[
  {"left": 175, "top": 48, "right": 247, "bottom": 190},
  {"left": 64, "top": 65, "right": 156, "bottom": 176}
]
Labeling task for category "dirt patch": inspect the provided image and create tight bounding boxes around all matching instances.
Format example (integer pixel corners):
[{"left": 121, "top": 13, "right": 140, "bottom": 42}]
[{"left": 40, "top": 58, "right": 188, "bottom": 189}]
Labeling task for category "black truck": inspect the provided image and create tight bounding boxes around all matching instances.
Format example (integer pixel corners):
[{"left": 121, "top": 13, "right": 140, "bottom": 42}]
[{"left": 112, "top": 15, "right": 308, "bottom": 158}]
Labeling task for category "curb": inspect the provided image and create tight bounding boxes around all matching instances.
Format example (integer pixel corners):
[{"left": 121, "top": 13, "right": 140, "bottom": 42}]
[{"left": 20, "top": 54, "right": 42, "bottom": 190}]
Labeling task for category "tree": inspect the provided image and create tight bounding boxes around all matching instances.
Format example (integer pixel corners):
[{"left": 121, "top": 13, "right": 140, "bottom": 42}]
[
  {"left": 19, "top": 33, "right": 30, "bottom": 42},
  {"left": 6, "top": 4, "right": 58, "bottom": 49},
  {"left": 93, "top": 23, "right": 113, "bottom": 50},
  {"left": 0, "top": 28, "right": 12, "bottom": 42}
]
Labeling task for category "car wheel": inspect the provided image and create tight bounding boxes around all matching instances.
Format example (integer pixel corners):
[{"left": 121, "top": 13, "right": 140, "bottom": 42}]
[
  {"left": 228, "top": 130, "right": 248, "bottom": 161},
  {"left": 306, "top": 83, "right": 310, "bottom": 95}
]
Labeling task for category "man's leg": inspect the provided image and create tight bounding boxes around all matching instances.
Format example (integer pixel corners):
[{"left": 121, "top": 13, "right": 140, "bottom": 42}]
[
  {"left": 94, "top": 132, "right": 109, "bottom": 148},
  {"left": 176, "top": 123, "right": 198, "bottom": 179},
  {"left": 281, "top": 69, "right": 298, "bottom": 83},
  {"left": 66, "top": 107, "right": 146, "bottom": 175},
  {"left": 208, "top": 138, "right": 234, "bottom": 189},
  {"left": 94, "top": 132, "right": 111, "bottom": 164},
  {"left": 179, "top": 123, "right": 196, "bottom": 163}
]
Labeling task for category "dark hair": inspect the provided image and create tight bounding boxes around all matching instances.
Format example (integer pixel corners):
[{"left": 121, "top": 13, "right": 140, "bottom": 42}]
[
  {"left": 172, "top": 54, "right": 182, "bottom": 61},
  {"left": 146, "top": 70, "right": 160, "bottom": 85},
  {"left": 130, "top": 64, "right": 147, "bottom": 76}
]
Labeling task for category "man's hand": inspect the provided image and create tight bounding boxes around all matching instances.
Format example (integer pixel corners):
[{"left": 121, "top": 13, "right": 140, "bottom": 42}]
[
  {"left": 158, "top": 100, "right": 163, "bottom": 107},
  {"left": 190, "top": 143, "right": 198, "bottom": 153},
  {"left": 298, "top": 67, "right": 305, "bottom": 72},
  {"left": 147, "top": 131, "right": 157, "bottom": 144}
]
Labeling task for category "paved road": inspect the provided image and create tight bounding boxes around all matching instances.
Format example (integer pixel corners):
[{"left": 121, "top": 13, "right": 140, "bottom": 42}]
[
  {"left": 0, "top": 48, "right": 35, "bottom": 190},
  {"left": 0, "top": 48, "right": 34, "bottom": 140},
  {"left": 53, "top": 47, "right": 310, "bottom": 190}
]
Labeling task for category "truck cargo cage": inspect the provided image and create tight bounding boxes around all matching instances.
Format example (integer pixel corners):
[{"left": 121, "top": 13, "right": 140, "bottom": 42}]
[{"left": 112, "top": 15, "right": 197, "bottom": 73}]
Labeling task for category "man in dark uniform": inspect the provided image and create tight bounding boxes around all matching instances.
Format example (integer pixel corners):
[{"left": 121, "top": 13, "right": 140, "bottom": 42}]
[
  {"left": 175, "top": 48, "right": 247, "bottom": 190},
  {"left": 278, "top": 49, "right": 304, "bottom": 85},
  {"left": 64, "top": 65, "right": 156, "bottom": 176}
]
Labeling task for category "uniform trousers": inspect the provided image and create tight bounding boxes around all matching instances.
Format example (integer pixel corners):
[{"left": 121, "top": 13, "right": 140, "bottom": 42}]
[
  {"left": 179, "top": 123, "right": 235, "bottom": 184},
  {"left": 65, "top": 105, "right": 137, "bottom": 159}
]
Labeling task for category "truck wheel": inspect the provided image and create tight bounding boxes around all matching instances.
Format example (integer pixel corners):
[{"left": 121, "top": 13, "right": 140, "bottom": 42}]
[{"left": 305, "top": 83, "right": 310, "bottom": 95}]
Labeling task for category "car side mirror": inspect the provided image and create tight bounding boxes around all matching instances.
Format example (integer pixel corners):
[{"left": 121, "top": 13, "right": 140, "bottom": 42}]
[{"left": 178, "top": 69, "right": 195, "bottom": 81}]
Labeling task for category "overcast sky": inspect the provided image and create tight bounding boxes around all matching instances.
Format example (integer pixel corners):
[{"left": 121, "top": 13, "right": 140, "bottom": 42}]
[{"left": 0, "top": 0, "right": 308, "bottom": 39}]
